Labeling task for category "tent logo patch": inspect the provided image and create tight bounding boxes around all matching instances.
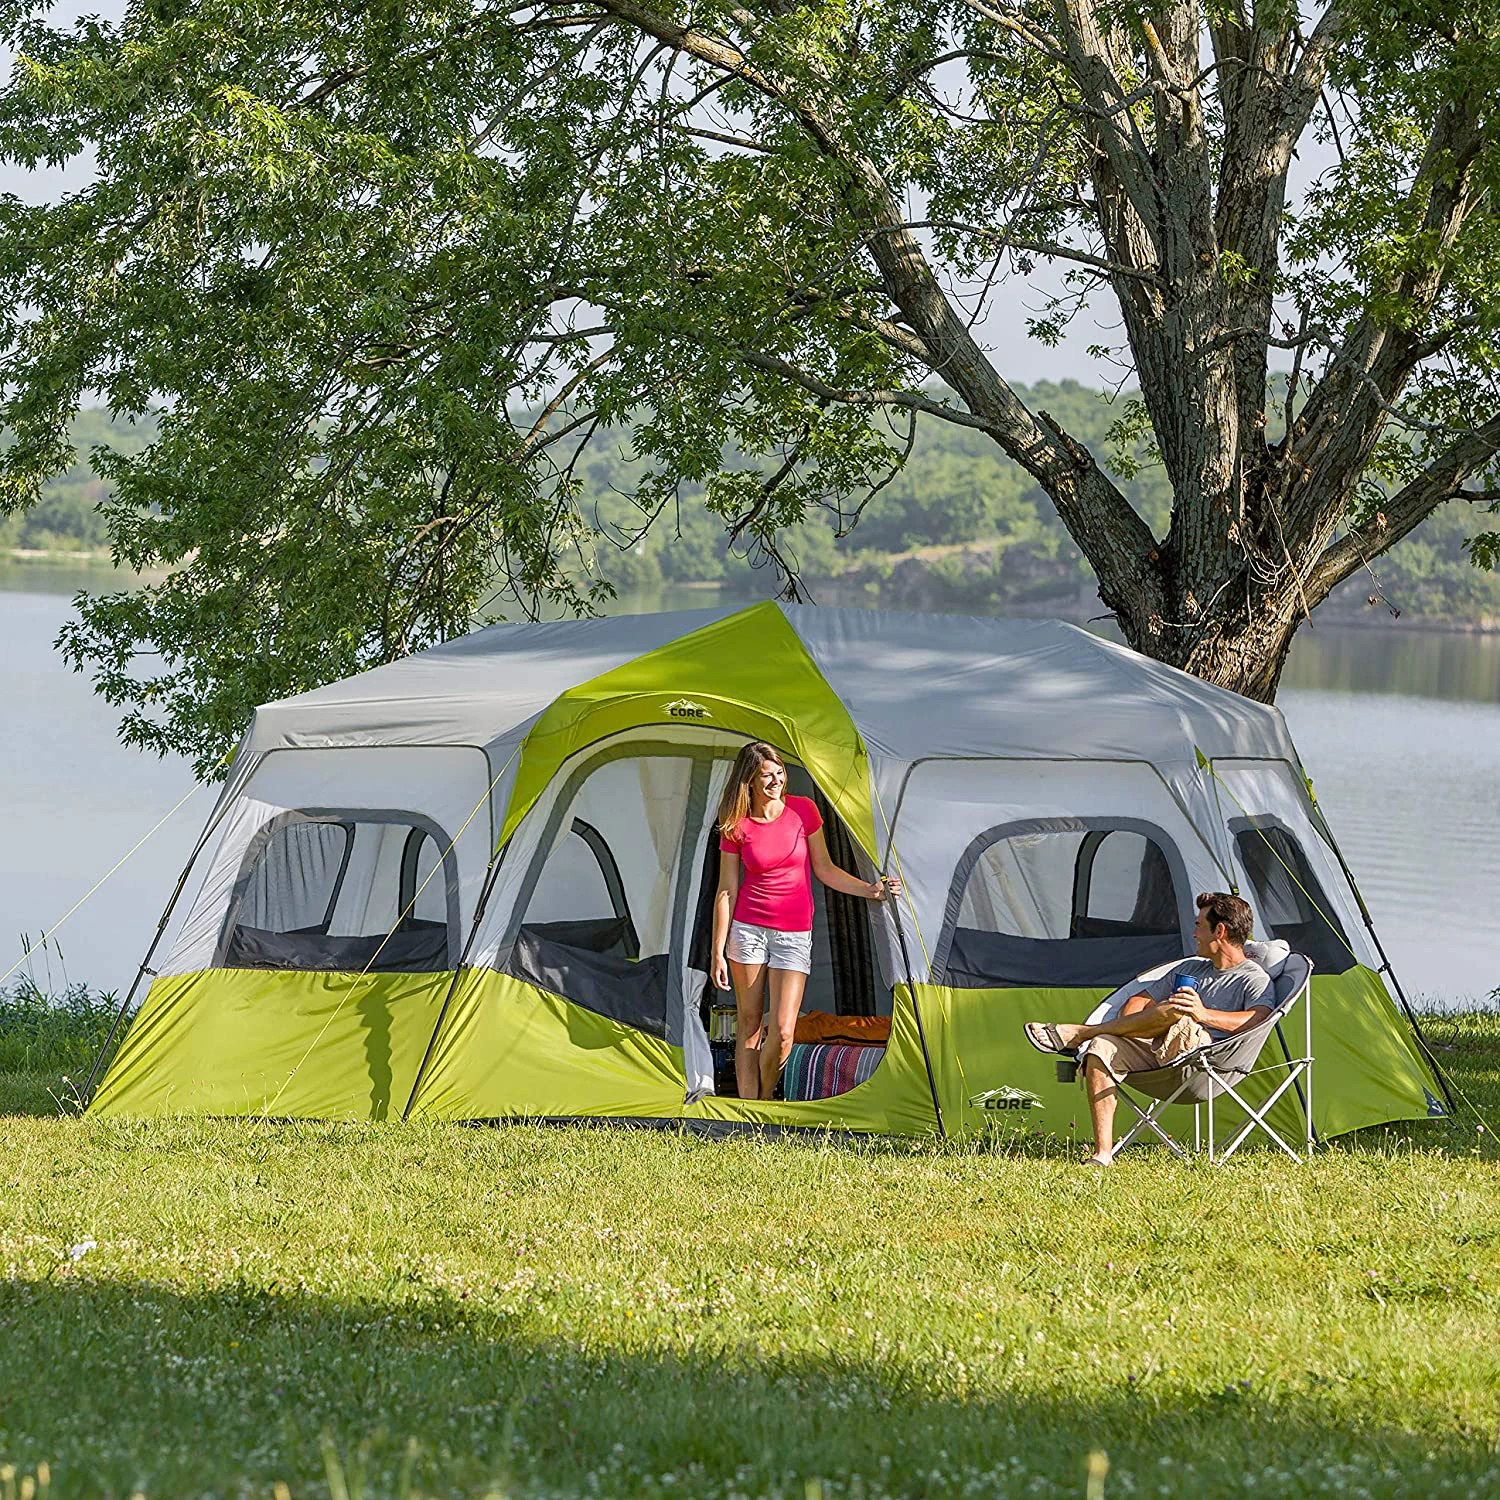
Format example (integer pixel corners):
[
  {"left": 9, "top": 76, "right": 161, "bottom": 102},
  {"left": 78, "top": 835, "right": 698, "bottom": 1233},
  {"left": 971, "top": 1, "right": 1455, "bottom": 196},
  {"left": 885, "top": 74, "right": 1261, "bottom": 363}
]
[
  {"left": 1424, "top": 1089, "right": 1447, "bottom": 1118},
  {"left": 665, "top": 698, "right": 711, "bottom": 720},
  {"left": 970, "top": 1085, "right": 1043, "bottom": 1112}
]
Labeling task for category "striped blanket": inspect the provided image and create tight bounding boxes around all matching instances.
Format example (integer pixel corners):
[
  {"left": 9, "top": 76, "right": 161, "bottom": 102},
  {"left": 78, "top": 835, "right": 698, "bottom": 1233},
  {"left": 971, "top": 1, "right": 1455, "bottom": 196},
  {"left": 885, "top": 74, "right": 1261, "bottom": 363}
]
[{"left": 781, "top": 1041, "right": 885, "bottom": 1102}]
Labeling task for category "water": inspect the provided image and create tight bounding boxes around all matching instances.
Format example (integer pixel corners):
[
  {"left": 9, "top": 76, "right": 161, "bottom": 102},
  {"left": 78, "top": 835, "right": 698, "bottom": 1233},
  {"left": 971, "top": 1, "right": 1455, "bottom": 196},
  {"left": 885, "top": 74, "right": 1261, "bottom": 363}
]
[
  {"left": 1278, "top": 632, "right": 1500, "bottom": 1008},
  {"left": 2, "top": 568, "right": 1496, "bottom": 1003},
  {"left": 1, "top": 576, "right": 201, "bottom": 1000}
]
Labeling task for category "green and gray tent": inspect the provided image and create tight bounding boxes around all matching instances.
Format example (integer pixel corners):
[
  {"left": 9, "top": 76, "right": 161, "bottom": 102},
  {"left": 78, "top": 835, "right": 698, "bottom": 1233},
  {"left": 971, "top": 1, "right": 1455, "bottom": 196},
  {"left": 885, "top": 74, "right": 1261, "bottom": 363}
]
[{"left": 91, "top": 602, "right": 1444, "bottom": 1140}]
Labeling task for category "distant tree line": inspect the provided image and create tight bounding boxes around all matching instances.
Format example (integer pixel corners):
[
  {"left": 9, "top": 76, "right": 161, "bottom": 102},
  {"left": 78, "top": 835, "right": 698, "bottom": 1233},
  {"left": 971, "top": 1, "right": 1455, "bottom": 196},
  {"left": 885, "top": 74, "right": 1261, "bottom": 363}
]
[
  {"left": 582, "top": 382, "right": 1500, "bottom": 627},
  {"left": 0, "top": 410, "right": 152, "bottom": 553},
  {"left": 9, "top": 392, "right": 1500, "bottom": 628}
]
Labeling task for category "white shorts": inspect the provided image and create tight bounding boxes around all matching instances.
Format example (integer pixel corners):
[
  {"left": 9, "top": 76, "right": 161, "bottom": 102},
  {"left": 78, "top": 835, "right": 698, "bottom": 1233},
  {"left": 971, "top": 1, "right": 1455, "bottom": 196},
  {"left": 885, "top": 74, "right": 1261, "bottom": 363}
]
[{"left": 726, "top": 920, "right": 813, "bottom": 975}]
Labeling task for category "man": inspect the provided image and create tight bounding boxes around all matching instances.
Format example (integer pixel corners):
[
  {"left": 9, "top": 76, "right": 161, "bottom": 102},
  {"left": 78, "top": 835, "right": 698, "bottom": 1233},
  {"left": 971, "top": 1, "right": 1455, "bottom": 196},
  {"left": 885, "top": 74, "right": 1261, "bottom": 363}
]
[{"left": 1024, "top": 892, "right": 1274, "bottom": 1166}]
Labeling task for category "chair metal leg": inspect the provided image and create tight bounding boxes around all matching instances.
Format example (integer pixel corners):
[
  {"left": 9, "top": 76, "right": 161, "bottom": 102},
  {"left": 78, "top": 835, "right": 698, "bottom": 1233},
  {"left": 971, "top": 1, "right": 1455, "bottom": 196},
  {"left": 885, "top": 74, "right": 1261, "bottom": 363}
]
[
  {"left": 1112, "top": 1081, "right": 1194, "bottom": 1159},
  {"left": 1211, "top": 1066, "right": 1312, "bottom": 1163},
  {"left": 1116, "top": 1115, "right": 1191, "bottom": 1158},
  {"left": 1305, "top": 998, "right": 1315, "bottom": 1153},
  {"left": 1113, "top": 1056, "right": 1317, "bottom": 1166}
]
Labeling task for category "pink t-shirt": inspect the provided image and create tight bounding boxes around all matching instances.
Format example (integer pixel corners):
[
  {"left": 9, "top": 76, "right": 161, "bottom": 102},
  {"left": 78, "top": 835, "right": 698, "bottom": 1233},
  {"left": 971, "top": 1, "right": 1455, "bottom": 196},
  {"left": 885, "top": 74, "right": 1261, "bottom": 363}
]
[{"left": 720, "top": 794, "right": 824, "bottom": 932}]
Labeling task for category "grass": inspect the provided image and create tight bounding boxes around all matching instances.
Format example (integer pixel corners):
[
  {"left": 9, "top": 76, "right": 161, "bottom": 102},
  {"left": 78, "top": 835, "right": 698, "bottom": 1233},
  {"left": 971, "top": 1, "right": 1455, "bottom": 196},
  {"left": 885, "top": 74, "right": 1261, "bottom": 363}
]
[
  {"left": 0, "top": 1000, "right": 1498, "bottom": 1499},
  {"left": 0, "top": 978, "right": 120, "bottom": 1116}
]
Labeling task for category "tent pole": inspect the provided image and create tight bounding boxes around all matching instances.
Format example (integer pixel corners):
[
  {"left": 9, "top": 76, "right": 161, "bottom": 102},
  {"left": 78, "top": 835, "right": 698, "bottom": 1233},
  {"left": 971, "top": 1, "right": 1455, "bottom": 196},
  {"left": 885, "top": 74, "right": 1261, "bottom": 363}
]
[
  {"left": 401, "top": 846, "right": 509, "bottom": 1121},
  {"left": 887, "top": 881, "right": 946, "bottom": 1141}
]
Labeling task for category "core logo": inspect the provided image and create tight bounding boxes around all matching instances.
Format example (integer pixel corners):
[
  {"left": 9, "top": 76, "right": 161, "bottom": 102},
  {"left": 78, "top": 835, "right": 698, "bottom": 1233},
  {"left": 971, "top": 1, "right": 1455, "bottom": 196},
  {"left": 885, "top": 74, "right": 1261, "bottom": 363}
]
[
  {"left": 969, "top": 1086, "right": 1044, "bottom": 1112},
  {"left": 665, "top": 699, "right": 711, "bottom": 719}
]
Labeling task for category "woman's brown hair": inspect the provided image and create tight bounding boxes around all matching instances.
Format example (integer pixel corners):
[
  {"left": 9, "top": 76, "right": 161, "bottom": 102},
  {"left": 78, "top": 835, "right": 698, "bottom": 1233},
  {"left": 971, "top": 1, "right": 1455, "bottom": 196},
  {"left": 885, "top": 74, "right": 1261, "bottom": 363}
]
[{"left": 717, "top": 741, "right": 786, "bottom": 843}]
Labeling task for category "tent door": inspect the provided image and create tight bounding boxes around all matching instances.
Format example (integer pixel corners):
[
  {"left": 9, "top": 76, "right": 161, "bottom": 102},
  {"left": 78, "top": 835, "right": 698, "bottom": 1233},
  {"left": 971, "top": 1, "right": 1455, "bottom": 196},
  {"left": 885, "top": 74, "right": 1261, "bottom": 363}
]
[{"left": 683, "top": 763, "right": 890, "bottom": 1098}]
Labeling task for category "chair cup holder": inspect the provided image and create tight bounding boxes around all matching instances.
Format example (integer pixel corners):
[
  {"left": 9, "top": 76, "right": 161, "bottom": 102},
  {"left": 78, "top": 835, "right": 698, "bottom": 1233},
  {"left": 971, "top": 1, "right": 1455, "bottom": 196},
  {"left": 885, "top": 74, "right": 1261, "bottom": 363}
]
[{"left": 1055, "top": 1057, "right": 1079, "bottom": 1084}]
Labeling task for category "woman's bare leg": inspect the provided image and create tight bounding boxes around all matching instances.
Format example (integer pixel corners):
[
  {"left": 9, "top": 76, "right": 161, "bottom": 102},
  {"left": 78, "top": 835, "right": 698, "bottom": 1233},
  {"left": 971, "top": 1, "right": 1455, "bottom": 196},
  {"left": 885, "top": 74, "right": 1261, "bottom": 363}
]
[
  {"left": 731, "top": 958, "right": 767, "bottom": 1099},
  {"left": 759, "top": 967, "right": 808, "bottom": 1101}
]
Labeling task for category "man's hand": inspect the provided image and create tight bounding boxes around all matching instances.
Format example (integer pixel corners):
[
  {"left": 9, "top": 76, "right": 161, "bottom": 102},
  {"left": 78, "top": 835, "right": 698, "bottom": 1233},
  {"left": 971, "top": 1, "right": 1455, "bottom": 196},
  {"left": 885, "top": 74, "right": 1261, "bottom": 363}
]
[{"left": 1160, "top": 988, "right": 1207, "bottom": 1024}]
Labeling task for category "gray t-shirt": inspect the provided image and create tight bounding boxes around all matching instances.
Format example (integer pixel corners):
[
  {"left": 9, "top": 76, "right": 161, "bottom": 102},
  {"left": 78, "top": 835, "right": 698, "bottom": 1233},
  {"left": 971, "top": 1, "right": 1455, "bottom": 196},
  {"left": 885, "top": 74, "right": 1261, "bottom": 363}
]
[{"left": 1145, "top": 957, "right": 1274, "bottom": 1038}]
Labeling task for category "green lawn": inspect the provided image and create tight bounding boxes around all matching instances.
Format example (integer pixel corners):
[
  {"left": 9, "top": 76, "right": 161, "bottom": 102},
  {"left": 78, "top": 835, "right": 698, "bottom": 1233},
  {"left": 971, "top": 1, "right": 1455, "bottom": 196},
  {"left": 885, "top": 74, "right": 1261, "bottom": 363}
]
[{"left": 0, "top": 1012, "right": 1497, "bottom": 1500}]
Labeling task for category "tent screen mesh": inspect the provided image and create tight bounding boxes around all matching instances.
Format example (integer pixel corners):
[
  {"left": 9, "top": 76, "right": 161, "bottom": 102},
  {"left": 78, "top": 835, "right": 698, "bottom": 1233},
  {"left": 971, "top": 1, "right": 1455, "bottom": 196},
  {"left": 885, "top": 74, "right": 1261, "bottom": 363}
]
[
  {"left": 221, "top": 814, "right": 453, "bottom": 972},
  {"left": 239, "top": 820, "right": 350, "bottom": 934},
  {"left": 945, "top": 826, "right": 1183, "bottom": 988},
  {"left": 1234, "top": 823, "right": 1355, "bottom": 974}
]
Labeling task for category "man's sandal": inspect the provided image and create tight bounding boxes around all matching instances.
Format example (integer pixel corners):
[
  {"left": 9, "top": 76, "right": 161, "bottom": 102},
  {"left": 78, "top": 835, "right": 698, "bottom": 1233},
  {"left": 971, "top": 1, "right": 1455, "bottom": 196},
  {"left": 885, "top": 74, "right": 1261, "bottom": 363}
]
[{"left": 1023, "top": 1021, "right": 1076, "bottom": 1056}]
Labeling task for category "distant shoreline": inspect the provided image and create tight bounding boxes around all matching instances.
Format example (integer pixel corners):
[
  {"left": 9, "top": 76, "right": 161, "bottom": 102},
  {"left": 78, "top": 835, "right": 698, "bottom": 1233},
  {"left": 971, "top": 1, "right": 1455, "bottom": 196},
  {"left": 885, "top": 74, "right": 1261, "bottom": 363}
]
[
  {"left": 6, "top": 546, "right": 1500, "bottom": 636},
  {"left": 3, "top": 547, "right": 115, "bottom": 565}
]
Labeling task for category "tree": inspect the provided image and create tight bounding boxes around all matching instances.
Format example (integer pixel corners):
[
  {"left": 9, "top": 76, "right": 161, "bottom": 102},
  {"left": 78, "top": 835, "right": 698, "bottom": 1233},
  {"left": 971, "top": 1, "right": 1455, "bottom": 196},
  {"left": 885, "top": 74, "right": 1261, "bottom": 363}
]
[{"left": 0, "top": 0, "right": 1496, "bottom": 772}]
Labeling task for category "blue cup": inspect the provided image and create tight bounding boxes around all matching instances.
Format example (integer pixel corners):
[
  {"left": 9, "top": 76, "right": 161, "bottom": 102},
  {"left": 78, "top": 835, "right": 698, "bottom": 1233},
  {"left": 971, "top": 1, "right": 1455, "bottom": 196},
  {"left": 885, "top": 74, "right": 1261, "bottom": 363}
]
[{"left": 1174, "top": 972, "right": 1200, "bottom": 992}]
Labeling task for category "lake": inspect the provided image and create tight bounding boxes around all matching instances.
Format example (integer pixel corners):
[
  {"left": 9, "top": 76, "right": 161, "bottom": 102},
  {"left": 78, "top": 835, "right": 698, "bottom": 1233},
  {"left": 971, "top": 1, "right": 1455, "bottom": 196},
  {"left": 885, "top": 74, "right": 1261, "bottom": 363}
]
[{"left": 2, "top": 566, "right": 1496, "bottom": 1006}]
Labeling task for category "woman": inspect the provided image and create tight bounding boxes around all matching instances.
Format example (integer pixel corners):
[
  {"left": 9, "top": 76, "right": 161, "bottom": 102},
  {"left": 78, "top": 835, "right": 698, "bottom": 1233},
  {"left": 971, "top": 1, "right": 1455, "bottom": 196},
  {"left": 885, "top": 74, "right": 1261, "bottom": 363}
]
[{"left": 710, "top": 741, "right": 900, "bottom": 1100}]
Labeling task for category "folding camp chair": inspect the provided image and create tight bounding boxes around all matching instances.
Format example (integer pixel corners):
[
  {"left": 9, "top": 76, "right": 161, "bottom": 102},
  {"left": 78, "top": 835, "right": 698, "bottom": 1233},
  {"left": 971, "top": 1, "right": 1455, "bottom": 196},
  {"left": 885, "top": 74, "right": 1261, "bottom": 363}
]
[{"left": 1079, "top": 941, "right": 1315, "bottom": 1164}]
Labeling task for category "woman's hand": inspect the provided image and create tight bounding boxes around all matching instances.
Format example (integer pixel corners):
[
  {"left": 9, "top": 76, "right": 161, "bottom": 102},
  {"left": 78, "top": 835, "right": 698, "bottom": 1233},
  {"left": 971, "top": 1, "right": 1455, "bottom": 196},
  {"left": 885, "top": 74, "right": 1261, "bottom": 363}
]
[
  {"left": 711, "top": 950, "right": 730, "bottom": 992},
  {"left": 868, "top": 875, "right": 902, "bottom": 901}
]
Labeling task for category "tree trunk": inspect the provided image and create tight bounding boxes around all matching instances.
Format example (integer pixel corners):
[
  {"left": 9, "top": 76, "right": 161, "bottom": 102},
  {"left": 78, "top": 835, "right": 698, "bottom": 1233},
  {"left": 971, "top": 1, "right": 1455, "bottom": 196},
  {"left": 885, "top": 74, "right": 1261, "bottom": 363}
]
[{"left": 1117, "top": 590, "right": 1306, "bottom": 703}]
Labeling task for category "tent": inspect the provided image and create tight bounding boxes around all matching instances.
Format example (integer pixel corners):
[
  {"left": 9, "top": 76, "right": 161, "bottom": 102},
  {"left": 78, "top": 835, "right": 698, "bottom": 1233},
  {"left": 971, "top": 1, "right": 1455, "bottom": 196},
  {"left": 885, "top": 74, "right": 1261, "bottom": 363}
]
[{"left": 89, "top": 602, "right": 1446, "bottom": 1141}]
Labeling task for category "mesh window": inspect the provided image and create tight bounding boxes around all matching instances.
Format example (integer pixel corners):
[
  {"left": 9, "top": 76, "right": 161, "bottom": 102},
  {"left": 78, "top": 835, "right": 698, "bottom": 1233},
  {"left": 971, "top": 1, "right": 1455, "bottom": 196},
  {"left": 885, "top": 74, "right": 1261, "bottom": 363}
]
[
  {"left": 527, "top": 825, "right": 622, "bottom": 934},
  {"left": 1079, "top": 831, "right": 1179, "bottom": 935},
  {"left": 400, "top": 829, "right": 447, "bottom": 926},
  {"left": 238, "top": 820, "right": 350, "bottom": 934},
  {"left": 221, "top": 815, "right": 453, "bottom": 973},
  {"left": 1234, "top": 823, "right": 1355, "bottom": 974},
  {"left": 506, "top": 756, "right": 694, "bottom": 1041},
  {"left": 945, "top": 824, "right": 1184, "bottom": 988}
]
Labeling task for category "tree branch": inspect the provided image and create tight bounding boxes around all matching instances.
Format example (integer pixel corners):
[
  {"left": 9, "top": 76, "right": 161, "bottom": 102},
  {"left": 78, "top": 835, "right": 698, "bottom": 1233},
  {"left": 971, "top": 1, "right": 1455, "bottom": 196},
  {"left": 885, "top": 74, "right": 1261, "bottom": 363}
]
[
  {"left": 877, "top": 220, "right": 1159, "bottom": 281},
  {"left": 733, "top": 349, "right": 1001, "bottom": 434},
  {"left": 1285, "top": 90, "right": 1487, "bottom": 552},
  {"left": 1213, "top": 3, "right": 1344, "bottom": 450},
  {"left": 957, "top": 0, "right": 1064, "bottom": 61},
  {"left": 1303, "top": 412, "right": 1500, "bottom": 602}
]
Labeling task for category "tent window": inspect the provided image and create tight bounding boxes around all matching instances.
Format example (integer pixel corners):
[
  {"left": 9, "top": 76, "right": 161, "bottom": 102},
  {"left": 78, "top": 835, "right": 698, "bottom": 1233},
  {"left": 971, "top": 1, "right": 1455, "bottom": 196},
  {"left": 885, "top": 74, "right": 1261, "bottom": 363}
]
[
  {"left": 1233, "top": 820, "right": 1355, "bottom": 974},
  {"left": 942, "top": 821, "right": 1185, "bottom": 988},
  {"left": 399, "top": 827, "right": 447, "bottom": 927},
  {"left": 507, "top": 755, "right": 694, "bottom": 1042},
  {"left": 524, "top": 819, "right": 637, "bottom": 954},
  {"left": 1073, "top": 830, "right": 1180, "bottom": 936},
  {"left": 219, "top": 812, "right": 456, "bottom": 973},
  {"left": 237, "top": 819, "right": 352, "bottom": 935}
]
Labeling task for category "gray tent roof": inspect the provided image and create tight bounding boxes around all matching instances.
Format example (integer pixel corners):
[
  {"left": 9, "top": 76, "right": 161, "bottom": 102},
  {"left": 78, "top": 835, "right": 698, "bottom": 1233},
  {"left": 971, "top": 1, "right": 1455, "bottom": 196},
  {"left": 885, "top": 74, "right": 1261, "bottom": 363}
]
[
  {"left": 241, "top": 602, "right": 1298, "bottom": 771},
  {"left": 783, "top": 605, "right": 1297, "bottom": 768},
  {"left": 243, "top": 606, "right": 735, "bottom": 757}
]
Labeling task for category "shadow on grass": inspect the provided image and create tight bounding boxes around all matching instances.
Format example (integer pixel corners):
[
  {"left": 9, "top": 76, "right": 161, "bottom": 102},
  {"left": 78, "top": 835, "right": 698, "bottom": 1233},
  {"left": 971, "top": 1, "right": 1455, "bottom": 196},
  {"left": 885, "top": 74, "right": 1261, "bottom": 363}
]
[{"left": 0, "top": 1278, "right": 1493, "bottom": 1499}]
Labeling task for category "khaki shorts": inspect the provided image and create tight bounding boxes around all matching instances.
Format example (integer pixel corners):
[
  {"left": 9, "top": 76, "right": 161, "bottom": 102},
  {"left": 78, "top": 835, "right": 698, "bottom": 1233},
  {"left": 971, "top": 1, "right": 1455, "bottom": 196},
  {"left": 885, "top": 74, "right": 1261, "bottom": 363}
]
[{"left": 1081, "top": 1018, "right": 1212, "bottom": 1081}]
